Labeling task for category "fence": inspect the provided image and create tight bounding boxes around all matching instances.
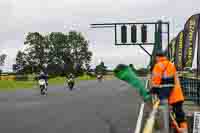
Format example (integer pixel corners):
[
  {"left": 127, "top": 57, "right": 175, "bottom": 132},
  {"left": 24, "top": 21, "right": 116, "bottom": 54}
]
[
  {"left": 135, "top": 76, "right": 199, "bottom": 133},
  {"left": 0, "top": 74, "right": 31, "bottom": 81},
  {"left": 0, "top": 74, "right": 16, "bottom": 80},
  {"left": 179, "top": 76, "right": 200, "bottom": 105}
]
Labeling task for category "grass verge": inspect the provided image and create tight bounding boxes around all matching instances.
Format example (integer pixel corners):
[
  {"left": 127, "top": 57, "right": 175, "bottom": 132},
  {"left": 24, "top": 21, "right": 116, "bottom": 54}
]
[
  {"left": 0, "top": 74, "right": 97, "bottom": 91},
  {"left": 0, "top": 80, "right": 37, "bottom": 91}
]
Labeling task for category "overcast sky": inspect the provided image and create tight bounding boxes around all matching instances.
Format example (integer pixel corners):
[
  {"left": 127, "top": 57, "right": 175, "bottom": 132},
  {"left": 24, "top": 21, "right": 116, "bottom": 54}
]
[{"left": 0, "top": 0, "right": 199, "bottom": 71}]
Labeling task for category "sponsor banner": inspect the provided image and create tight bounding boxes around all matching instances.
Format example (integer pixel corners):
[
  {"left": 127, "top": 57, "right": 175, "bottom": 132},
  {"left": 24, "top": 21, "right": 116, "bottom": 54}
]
[
  {"left": 197, "top": 17, "right": 200, "bottom": 75},
  {"left": 166, "top": 41, "right": 171, "bottom": 59},
  {"left": 193, "top": 112, "right": 200, "bottom": 133},
  {"left": 183, "top": 14, "right": 200, "bottom": 67},
  {"left": 175, "top": 31, "right": 184, "bottom": 70},
  {"left": 168, "top": 38, "right": 176, "bottom": 62}
]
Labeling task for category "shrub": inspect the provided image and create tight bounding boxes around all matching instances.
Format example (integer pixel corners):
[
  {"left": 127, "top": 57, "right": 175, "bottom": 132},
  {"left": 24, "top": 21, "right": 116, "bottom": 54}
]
[{"left": 15, "top": 74, "right": 28, "bottom": 81}]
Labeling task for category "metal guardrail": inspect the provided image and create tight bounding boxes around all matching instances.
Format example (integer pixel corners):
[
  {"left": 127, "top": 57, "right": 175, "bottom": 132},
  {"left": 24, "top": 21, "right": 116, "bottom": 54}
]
[
  {"left": 135, "top": 76, "right": 198, "bottom": 133},
  {"left": 179, "top": 77, "right": 200, "bottom": 105},
  {"left": 135, "top": 79, "right": 170, "bottom": 133}
]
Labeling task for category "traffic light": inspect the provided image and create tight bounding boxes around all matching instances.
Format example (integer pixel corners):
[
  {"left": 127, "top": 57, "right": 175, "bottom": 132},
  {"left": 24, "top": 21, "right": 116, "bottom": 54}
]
[
  {"left": 141, "top": 25, "right": 147, "bottom": 43},
  {"left": 131, "top": 25, "right": 137, "bottom": 43},
  {"left": 121, "top": 25, "right": 127, "bottom": 43}
]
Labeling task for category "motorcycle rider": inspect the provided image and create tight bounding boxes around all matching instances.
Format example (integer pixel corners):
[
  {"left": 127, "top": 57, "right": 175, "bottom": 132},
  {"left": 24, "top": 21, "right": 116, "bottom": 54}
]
[
  {"left": 38, "top": 71, "right": 48, "bottom": 86},
  {"left": 66, "top": 73, "right": 75, "bottom": 90},
  {"left": 68, "top": 73, "right": 74, "bottom": 79},
  {"left": 97, "top": 72, "right": 103, "bottom": 81}
]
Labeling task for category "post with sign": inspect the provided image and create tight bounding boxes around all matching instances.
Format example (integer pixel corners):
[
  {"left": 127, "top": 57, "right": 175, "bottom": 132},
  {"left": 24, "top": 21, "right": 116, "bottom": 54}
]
[
  {"left": 90, "top": 21, "right": 170, "bottom": 68},
  {"left": 90, "top": 21, "right": 170, "bottom": 132}
]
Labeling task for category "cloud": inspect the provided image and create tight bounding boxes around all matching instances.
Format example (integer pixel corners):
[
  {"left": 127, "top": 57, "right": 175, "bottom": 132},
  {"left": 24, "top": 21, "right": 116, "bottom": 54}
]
[
  {"left": 0, "top": 0, "right": 200, "bottom": 71},
  {"left": 0, "top": 40, "right": 24, "bottom": 72}
]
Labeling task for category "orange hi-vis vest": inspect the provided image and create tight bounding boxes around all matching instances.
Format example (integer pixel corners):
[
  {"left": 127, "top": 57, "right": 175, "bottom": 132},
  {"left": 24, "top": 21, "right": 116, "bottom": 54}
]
[{"left": 151, "top": 57, "right": 184, "bottom": 105}]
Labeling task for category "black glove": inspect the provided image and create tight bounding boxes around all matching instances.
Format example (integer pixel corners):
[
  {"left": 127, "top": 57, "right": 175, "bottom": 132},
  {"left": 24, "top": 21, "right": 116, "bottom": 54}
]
[{"left": 149, "top": 87, "right": 160, "bottom": 95}]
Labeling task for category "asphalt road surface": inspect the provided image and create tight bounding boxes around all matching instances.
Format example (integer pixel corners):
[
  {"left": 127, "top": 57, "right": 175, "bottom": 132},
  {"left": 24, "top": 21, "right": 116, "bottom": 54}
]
[{"left": 0, "top": 79, "right": 143, "bottom": 133}]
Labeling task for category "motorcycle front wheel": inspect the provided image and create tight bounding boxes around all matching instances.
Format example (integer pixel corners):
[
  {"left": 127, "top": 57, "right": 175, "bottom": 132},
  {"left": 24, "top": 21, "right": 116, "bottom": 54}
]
[
  {"left": 68, "top": 82, "right": 74, "bottom": 90},
  {"left": 40, "top": 86, "right": 46, "bottom": 95}
]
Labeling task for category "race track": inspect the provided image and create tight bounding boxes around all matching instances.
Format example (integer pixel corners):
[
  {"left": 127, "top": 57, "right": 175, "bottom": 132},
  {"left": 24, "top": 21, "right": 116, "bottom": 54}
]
[{"left": 0, "top": 79, "right": 143, "bottom": 133}]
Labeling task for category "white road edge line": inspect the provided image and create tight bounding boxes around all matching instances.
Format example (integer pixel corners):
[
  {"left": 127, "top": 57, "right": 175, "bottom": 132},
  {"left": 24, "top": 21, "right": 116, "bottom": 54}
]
[
  {"left": 135, "top": 78, "right": 149, "bottom": 133},
  {"left": 134, "top": 102, "right": 145, "bottom": 133}
]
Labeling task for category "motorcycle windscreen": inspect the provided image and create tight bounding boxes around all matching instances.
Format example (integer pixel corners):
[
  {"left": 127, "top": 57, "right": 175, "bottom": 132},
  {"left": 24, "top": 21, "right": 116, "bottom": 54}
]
[{"left": 39, "top": 79, "right": 46, "bottom": 85}]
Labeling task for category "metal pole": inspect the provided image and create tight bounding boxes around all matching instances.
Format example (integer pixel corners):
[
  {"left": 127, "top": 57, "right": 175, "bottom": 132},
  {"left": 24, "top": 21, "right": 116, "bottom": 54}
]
[
  {"left": 91, "top": 22, "right": 169, "bottom": 26},
  {"left": 158, "top": 20, "right": 162, "bottom": 50},
  {"left": 167, "top": 23, "right": 170, "bottom": 58},
  {"left": 115, "top": 24, "right": 117, "bottom": 45},
  {"left": 159, "top": 100, "right": 170, "bottom": 133},
  {"left": 139, "top": 45, "right": 152, "bottom": 57},
  {"left": 149, "top": 24, "right": 158, "bottom": 68}
]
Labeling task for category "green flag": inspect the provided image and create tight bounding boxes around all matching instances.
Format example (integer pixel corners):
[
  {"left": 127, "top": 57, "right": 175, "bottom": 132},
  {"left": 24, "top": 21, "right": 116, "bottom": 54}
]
[{"left": 114, "top": 64, "right": 151, "bottom": 102}]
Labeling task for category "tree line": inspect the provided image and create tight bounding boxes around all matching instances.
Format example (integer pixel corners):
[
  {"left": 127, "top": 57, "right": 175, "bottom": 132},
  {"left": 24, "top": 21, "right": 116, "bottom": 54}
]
[
  {"left": 129, "top": 64, "right": 149, "bottom": 76},
  {"left": 13, "top": 31, "right": 92, "bottom": 76}
]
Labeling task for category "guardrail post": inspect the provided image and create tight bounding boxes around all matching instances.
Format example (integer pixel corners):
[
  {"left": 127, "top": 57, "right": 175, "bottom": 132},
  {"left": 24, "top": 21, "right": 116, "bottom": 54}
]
[{"left": 159, "top": 100, "right": 170, "bottom": 133}]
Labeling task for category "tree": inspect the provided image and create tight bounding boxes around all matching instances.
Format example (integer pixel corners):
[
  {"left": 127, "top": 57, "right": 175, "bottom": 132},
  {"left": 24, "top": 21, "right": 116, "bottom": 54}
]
[
  {"left": 0, "top": 54, "right": 7, "bottom": 66},
  {"left": 67, "top": 31, "right": 92, "bottom": 74},
  {"left": 136, "top": 67, "right": 149, "bottom": 76},
  {"left": 15, "top": 51, "right": 34, "bottom": 73},
  {"left": 47, "top": 31, "right": 92, "bottom": 76},
  {"left": 0, "top": 54, "right": 7, "bottom": 73},
  {"left": 17, "top": 31, "right": 93, "bottom": 75},
  {"left": 47, "top": 32, "right": 68, "bottom": 64},
  {"left": 24, "top": 32, "right": 48, "bottom": 72},
  {"left": 95, "top": 61, "right": 107, "bottom": 75},
  {"left": 15, "top": 51, "right": 26, "bottom": 71}
]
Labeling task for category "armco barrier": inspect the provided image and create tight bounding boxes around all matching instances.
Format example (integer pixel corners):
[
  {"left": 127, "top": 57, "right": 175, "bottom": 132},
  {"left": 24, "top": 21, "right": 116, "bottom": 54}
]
[{"left": 179, "top": 76, "right": 200, "bottom": 105}]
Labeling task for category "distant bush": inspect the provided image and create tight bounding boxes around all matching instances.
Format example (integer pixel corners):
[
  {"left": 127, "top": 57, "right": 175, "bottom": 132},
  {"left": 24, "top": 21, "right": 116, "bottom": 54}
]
[
  {"left": 46, "top": 64, "right": 63, "bottom": 76},
  {"left": 136, "top": 68, "right": 149, "bottom": 76},
  {"left": 86, "top": 72, "right": 96, "bottom": 77},
  {"left": 1, "top": 72, "right": 16, "bottom": 75},
  {"left": 48, "top": 74, "right": 58, "bottom": 79},
  {"left": 15, "top": 74, "right": 28, "bottom": 81}
]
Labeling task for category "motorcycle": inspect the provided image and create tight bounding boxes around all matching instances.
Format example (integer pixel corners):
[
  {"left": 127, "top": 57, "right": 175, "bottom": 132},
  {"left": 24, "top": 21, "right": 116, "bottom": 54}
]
[
  {"left": 68, "top": 78, "right": 74, "bottom": 91},
  {"left": 97, "top": 74, "right": 103, "bottom": 82},
  {"left": 38, "top": 79, "right": 47, "bottom": 95}
]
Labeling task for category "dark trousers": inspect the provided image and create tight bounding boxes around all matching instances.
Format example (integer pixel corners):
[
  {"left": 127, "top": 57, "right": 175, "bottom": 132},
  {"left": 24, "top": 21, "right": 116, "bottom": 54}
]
[{"left": 171, "top": 101, "right": 186, "bottom": 125}]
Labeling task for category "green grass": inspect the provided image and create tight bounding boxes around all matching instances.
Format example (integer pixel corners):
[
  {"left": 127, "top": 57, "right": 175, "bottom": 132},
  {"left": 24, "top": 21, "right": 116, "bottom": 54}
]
[
  {"left": 0, "top": 80, "right": 37, "bottom": 91},
  {"left": 0, "top": 74, "right": 96, "bottom": 91},
  {"left": 76, "top": 74, "right": 96, "bottom": 80},
  {"left": 49, "top": 77, "right": 66, "bottom": 85},
  {"left": 48, "top": 75, "right": 96, "bottom": 85}
]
